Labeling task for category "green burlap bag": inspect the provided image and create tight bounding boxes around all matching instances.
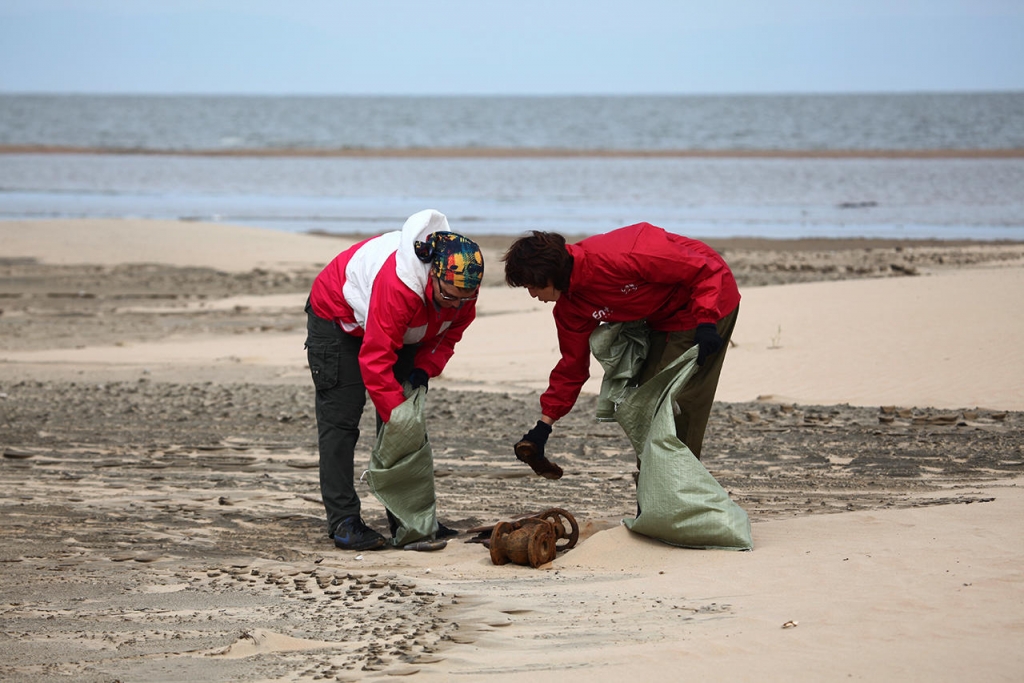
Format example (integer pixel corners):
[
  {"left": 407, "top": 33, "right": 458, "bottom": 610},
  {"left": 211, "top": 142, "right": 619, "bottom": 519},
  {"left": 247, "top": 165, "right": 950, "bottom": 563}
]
[
  {"left": 589, "top": 320, "right": 651, "bottom": 421},
  {"left": 590, "top": 324, "right": 752, "bottom": 551},
  {"left": 364, "top": 386, "right": 438, "bottom": 547}
]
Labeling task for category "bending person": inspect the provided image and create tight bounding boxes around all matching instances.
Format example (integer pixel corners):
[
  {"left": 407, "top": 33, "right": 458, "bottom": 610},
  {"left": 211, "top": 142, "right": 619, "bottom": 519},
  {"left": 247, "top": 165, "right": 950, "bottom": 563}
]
[
  {"left": 502, "top": 223, "right": 739, "bottom": 476},
  {"left": 305, "top": 209, "right": 483, "bottom": 550}
]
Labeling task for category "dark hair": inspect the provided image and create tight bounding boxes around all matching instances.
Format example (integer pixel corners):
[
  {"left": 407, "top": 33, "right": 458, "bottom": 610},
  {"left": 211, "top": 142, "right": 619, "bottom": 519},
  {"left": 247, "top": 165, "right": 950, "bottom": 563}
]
[{"left": 502, "top": 231, "right": 573, "bottom": 292}]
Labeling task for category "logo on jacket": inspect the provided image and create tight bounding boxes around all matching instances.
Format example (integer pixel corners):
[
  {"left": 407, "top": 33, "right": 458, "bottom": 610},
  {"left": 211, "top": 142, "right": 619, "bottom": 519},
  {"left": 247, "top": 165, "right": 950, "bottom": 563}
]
[
  {"left": 592, "top": 307, "right": 612, "bottom": 321},
  {"left": 621, "top": 283, "right": 638, "bottom": 294}
]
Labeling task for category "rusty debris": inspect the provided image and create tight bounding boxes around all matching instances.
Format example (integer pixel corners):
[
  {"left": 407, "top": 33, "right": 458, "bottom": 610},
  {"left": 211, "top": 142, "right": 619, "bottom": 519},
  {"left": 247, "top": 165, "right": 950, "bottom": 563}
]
[{"left": 466, "top": 508, "right": 579, "bottom": 569}]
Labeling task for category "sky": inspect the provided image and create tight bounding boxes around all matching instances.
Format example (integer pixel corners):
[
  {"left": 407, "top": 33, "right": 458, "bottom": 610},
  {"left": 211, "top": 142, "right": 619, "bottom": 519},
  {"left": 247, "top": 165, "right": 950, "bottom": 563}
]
[{"left": 1, "top": 1, "right": 1022, "bottom": 96}]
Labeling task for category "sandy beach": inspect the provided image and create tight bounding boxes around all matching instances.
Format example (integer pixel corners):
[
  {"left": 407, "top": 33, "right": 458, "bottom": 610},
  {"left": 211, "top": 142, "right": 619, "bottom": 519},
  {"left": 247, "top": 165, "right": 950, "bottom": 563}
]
[{"left": 2, "top": 218, "right": 1024, "bottom": 682}]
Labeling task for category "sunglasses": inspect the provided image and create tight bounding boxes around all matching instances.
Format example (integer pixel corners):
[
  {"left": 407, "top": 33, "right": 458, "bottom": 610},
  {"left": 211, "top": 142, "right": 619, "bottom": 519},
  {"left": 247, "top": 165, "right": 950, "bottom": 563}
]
[{"left": 434, "top": 277, "right": 478, "bottom": 303}]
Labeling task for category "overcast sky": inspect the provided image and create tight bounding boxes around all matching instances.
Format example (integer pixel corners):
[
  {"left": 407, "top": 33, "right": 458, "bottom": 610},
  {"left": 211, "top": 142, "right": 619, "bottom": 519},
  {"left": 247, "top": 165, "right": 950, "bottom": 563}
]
[{"left": 1, "top": 0, "right": 1022, "bottom": 95}]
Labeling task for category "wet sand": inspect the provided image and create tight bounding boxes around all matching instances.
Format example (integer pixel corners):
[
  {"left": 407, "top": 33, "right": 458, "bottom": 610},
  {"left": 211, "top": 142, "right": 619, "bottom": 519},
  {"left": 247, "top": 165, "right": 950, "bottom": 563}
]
[{"left": 2, "top": 219, "right": 1023, "bottom": 682}]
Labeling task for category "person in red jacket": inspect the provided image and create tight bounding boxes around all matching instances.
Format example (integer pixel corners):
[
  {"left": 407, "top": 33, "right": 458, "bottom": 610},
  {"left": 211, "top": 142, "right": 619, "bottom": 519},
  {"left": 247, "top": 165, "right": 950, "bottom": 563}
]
[
  {"left": 306, "top": 209, "right": 483, "bottom": 550},
  {"left": 502, "top": 223, "right": 740, "bottom": 478}
]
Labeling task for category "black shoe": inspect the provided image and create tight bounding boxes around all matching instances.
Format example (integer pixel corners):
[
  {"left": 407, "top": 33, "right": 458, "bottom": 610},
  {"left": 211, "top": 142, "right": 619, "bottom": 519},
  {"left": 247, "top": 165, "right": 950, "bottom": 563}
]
[
  {"left": 437, "top": 522, "right": 458, "bottom": 539},
  {"left": 333, "top": 515, "right": 386, "bottom": 551}
]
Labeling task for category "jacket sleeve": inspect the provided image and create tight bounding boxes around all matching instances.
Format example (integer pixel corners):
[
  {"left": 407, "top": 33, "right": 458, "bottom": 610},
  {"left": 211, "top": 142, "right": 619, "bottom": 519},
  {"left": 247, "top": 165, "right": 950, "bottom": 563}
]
[
  {"left": 539, "top": 305, "right": 598, "bottom": 421},
  {"left": 359, "top": 281, "right": 419, "bottom": 423},
  {"left": 412, "top": 302, "right": 476, "bottom": 378}
]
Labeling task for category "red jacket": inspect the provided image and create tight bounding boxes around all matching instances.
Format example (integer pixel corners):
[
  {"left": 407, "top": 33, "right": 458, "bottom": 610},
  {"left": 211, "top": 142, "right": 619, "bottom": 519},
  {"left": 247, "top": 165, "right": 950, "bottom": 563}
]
[
  {"left": 541, "top": 223, "right": 740, "bottom": 421},
  {"left": 309, "top": 210, "right": 476, "bottom": 422}
]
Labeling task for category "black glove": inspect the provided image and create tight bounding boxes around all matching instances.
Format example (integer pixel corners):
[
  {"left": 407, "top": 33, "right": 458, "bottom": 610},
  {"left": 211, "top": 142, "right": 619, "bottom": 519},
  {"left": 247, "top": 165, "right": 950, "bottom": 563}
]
[
  {"left": 514, "top": 420, "right": 562, "bottom": 479},
  {"left": 694, "top": 323, "right": 723, "bottom": 366},
  {"left": 524, "top": 420, "right": 552, "bottom": 449},
  {"left": 408, "top": 368, "right": 429, "bottom": 391}
]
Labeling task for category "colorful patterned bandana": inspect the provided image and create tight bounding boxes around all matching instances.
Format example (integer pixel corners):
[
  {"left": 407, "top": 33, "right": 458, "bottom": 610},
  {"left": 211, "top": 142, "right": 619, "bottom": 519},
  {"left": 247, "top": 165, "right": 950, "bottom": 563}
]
[{"left": 414, "top": 232, "right": 484, "bottom": 290}]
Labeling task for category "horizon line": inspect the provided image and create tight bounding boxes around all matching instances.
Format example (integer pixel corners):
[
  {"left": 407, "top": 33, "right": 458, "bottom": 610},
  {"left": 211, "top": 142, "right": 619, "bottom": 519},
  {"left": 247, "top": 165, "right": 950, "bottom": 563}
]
[
  {"left": 2, "top": 89, "right": 1024, "bottom": 99},
  {"left": 2, "top": 145, "right": 1022, "bottom": 160}
]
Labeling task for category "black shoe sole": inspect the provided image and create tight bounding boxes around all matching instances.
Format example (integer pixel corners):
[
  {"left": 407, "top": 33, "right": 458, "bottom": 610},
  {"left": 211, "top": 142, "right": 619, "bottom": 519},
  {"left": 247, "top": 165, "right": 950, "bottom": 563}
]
[{"left": 333, "top": 536, "right": 387, "bottom": 551}]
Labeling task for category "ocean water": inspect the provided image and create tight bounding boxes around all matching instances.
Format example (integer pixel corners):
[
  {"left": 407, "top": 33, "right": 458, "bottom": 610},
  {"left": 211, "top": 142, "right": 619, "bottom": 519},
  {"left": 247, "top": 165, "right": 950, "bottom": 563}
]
[
  {"left": 4, "top": 93, "right": 1024, "bottom": 152},
  {"left": 1, "top": 93, "right": 1023, "bottom": 240}
]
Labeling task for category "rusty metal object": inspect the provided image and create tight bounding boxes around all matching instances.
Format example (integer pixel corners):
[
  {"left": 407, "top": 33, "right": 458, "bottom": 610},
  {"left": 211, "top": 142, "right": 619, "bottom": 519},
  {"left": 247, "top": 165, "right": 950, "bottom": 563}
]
[
  {"left": 473, "top": 508, "right": 580, "bottom": 568},
  {"left": 513, "top": 440, "right": 563, "bottom": 479},
  {"left": 489, "top": 518, "right": 557, "bottom": 568},
  {"left": 533, "top": 507, "right": 579, "bottom": 551},
  {"left": 468, "top": 508, "right": 579, "bottom": 550}
]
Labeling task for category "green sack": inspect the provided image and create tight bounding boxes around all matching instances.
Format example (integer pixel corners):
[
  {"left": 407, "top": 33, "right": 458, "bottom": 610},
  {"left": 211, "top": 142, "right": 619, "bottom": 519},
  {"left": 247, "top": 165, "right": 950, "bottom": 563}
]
[
  {"left": 364, "top": 386, "right": 438, "bottom": 547},
  {"left": 589, "top": 320, "right": 651, "bottom": 421},
  {"left": 591, "top": 324, "right": 753, "bottom": 551}
]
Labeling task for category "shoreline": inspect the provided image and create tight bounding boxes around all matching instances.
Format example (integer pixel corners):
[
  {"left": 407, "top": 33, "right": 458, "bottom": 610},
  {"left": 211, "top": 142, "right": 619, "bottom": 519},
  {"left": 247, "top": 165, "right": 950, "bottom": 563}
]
[
  {"left": 308, "top": 230, "right": 1024, "bottom": 251},
  {"left": 3, "top": 144, "right": 1024, "bottom": 159}
]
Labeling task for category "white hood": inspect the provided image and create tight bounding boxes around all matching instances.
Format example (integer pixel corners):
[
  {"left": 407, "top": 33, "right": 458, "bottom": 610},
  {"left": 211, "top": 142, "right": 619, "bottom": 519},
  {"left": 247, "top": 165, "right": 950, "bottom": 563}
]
[
  {"left": 340, "top": 209, "right": 450, "bottom": 331},
  {"left": 395, "top": 209, "right": 451, "bottom": 297}
]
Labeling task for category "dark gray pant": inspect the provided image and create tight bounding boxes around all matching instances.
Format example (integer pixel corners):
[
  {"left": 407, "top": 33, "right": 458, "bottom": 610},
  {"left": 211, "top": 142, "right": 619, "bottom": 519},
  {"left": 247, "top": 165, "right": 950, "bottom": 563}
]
[
  {"left": 304, "top": 301, "right": 416, "bottom": 536},
  {"left": 634, "top": 305, "right": 739, "bottom": 459}
]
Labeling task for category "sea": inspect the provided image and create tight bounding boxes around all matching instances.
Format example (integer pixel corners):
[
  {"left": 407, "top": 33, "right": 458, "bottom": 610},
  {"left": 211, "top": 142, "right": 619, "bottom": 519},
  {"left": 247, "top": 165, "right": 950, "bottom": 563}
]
[{"left": 1, "top": 92, "right": 1023, "bottom": 241}]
